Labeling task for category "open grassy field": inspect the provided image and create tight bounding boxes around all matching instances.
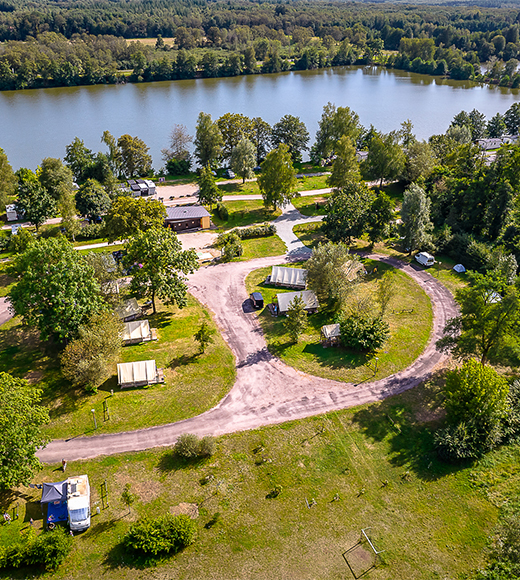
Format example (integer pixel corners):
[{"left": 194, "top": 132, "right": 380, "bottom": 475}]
[
  {"left": 0, "top": 381, "right": 501, "bottom": 580},
  {"left": 0, "top": 296, "right": 235, "bottom": 440},
  {"left": 210, "top": 200, "right": 281, "bottom": 230},
  {"left": 218, "top": 175, "right": 329, "bottom": 196},
  {"left": 291, "top": 193, "right": 330, "bottom": 216},
  {"left": 293, "top": 222, "right": 328, "bottom": 248},
  {"left": 233, "top": 235, "right": 286, "bottom": 261},
  {"left": 245, "top": 259, "right": 433, "bottom": 384}
]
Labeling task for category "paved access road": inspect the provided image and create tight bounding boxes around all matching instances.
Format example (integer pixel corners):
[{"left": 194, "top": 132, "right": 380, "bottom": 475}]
[{"left": 37, "top": 219, "right": 457, "bottom": 462}]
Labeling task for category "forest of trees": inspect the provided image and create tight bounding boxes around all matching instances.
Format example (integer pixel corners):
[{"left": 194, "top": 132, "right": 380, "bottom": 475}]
[{"left": 1, "top": 0, "right": 520, "bottom": 89}]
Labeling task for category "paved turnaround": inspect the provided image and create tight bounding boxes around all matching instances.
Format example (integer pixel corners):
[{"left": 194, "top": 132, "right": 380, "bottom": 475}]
[{"left": 37, "top": 218, "right": 457, "bottom": 462}]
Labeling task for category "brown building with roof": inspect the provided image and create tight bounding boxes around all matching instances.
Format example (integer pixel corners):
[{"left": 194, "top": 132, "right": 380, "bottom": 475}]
[{"left": 165, "top": 206, "right": 211, "bottom": 232}]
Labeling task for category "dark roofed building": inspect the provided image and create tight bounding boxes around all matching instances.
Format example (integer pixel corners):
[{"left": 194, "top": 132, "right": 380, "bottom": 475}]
[{"left": 165, "top": 205, "right": 211, "bottom": 231}]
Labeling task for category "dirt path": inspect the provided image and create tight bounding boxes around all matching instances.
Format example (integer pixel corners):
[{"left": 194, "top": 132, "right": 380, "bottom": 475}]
[{"left": 37, "top": 249, "right": 457, "bottom": 463}]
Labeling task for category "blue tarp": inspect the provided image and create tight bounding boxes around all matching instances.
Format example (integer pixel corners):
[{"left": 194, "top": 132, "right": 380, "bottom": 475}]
[{"left": 47, "top": 501, "right": 68, "bottom": 524}]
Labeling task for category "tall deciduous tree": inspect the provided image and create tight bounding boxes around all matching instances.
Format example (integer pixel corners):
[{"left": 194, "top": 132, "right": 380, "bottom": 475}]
[
  {"left": 102, "top": 197, "right": 166, "bottom": 243},
  {"left": 311, "top": 102, "right": 362, "bottom": 163},
  {"left": 64, "top": 137, "right": 94, "bottom": 182},
  {"left": 75, "top": 178, "right": 111, "bottom": 220},
  {"left": 194, "top": 112, "right": 223, "bottom": 168},
  {"left": 306, "top": 241, "right": 362, "bottom": 309},
  {"left": 284, "top": 295, "right": 308, "bottom": 342},
  {"left": 504, "top": 103, "right": 520, "bottom": 136},
  {"left": 117, "top": 134, "right": 152, "bottom": 177},
  {"left": 161, "top": 124, "right": 192, "bottom": 173},
  {"left": 322, "top": 181, "right": 375, "bottom": 244},
  {"left": 437, "top": 272, "right": 520, "bottom": 365},
  {"left": 257, "top": 144, "right": 297, "bottom": 209},
  {"left": 101, "top": 130, "right": 122, "bottom": 176},
  {"left": 15, "top": 180, "right": 57, "bottom": 231},
  {"left": 61, "top": 311, "right": 123, "bottom": 392},
  {"left": 0, "top": 147, "right": 17, "bottom": 210},
  {"left": 367, "top": 191, "right": 395, "bottom": 244},
  {"left": 0, "top": 372, "right": 49, "bottom": 490},
  {"left": 402, "top": 140, "right": 437, "bottom": 183},
  {"left": 8, "top": 237, "right": 106, "bottom": 342},
  {"left": 39, "top": 157, "right": 74, "bottom": 202},
  {"left": 197, "top": 165, "right": 222, "bottom": 207},
  {"left": 401, "top": 183, "right": 433, "bottom": 254},
  {"left": 251, "top": 117, "right": 272, "bottom": 163},
  {"left": 487, "top": 113, "right": 507, "bottom": 138},
  {"left": 365, "top": 131, "right": 406, "bottom": 186},
  {"left": 326, "top": 135, "right": 361, "bottom": 189},
  {"left": 271, "top": 114, "right": 309, "bottom": 163},
  {"left": 217, "top": 113, "right": 254, "bottom": 161},
  {"left": 124, "top": 227, "right": 199, "bottom": 314},
  {"left": 230, "top": 137, "right": 256, "bottom": 183}
]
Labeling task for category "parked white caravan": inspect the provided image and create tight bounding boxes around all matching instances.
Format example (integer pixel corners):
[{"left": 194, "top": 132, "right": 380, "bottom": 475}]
[
  {"left": 415, "top": 252, "right": 435, "bottom": 267},
  {"left": 67, "top": 475, "right": 91, "bottom": 532}
]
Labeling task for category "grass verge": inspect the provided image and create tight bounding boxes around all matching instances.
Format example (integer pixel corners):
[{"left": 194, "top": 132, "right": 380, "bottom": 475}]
[
  {"left": 210, "top": 200, "right": 281, "bottom": 230},
  {"left": 218, "top": 176, "right": 329, "bottom": 197},
  {"left": 245, "top": 260, "right": 433, "bottom": 384},
  {"left": 0, "top": 381, "right": 499, "bottom": 580},
  {"left": 292, "top": 193, "right": 329, "bottom": 217}
]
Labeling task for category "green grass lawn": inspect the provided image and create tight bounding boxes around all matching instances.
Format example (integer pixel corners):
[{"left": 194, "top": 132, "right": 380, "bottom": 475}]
[
  {"left": 0, "top": 263, "right": 14, "bottom": 297},
  {"left": 210, "top": 200, "right": 281, "bottom": 230},
  {"left": 232, "top": 235, "right": 286, "bottom": 261},
  {"left": 0, "top": 381, "right": 501, "bottom": 580},
  {"left": 218, "top": 175, "right": 329, "bottom": 196},
  {"left": 293, "top": 222, "right": 328, "bottom": 248},
  {"left": 77, "top": 244, "right": 125, "bottom": 255},
  {"left": 246, "top": 260, "right": 433, "bottom": 384},
  {"left": 0, "top": 296, "right": 235, "bottom": 440},
  {"left": 292, "top": 193, "right": 330, "bottom": 216}
]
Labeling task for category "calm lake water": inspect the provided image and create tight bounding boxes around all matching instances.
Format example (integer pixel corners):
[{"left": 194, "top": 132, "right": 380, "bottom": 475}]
[{"left": 1, "top": 65, "right": 520, "bottom": 170}]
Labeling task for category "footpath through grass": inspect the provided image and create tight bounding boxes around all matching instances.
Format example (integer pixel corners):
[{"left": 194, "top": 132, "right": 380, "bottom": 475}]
[
  {"left": 0, "top": 296, "right": 235, "bottom": 440},
  {"left": 246, "top": 260, "right": 433, "bottom": 384},
  {"left": 0, "top": 382, "right": 499, "bottom": 579}
]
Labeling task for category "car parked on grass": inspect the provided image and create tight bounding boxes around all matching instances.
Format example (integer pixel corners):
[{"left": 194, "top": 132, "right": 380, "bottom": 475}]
[{"left": 224, "top": 169, "right": 236, "bottom": 179}]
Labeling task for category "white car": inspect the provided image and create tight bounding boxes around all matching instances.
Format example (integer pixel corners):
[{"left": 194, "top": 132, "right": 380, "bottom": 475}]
[{"left": 415, "top": 252, "right": 435, "bottom": 267}]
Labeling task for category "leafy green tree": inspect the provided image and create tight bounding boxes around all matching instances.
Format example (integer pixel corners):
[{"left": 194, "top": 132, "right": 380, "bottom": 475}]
[
  {"left": 9, "top": 237, "right": 106, "bottom": 342},
  {"left": 194, "top": 112, "right": 223, "bottom": 167},
  {"left": 469, "top": 108, "right": 487, "bottom": 140},
  {"left": 306, "top": 241, "right": 362, "bottom": 309},
  {"left": 366, "top": 191, "right": 395, "bottom": 244},
  {"left": 15, "top": 180, "right": 57, "bottom": 231},
  {"left": 39, "top": 157, "right": 74, "bottom": 202},
  {"left": 117, "top": 134, "right": 152, "bottom": 177},
  {"left": 284, "top": 295, "right": 308, "bottom": 342},
  {"left": 220, "top": 232, "right": 243, "bottom": 261},
  {"left": 217, "top": 113, "right": 254, "bottom": 161},
  {"left": 402, "top": 140, "right": 436, "bottom": 183},
  {"left": 58, "top": 190, "right": 80, "bottom": 241},
  {"left": 311, "top": 102, "right": 362, "bottom": 163},
  {"left": 251, "top": 117, "right": 272, "bottom": 163},
  {"left": 271, "top": 114, "right": 309, "bottom": 163},
  {"left": 102, "top": 197, "right": 165, "bottom": 243},
  {"left": 194, "top": 319, "right": 216, "bottom": 353},
  {"left": 0, "top": 372, "right": 49, "bottom": 490},
  {"left": 120, "top": 483, "right": 137, "bottom": 515},
  {"left": 339, "top": 313, "right": 389, "bottom": 352},
  {"left": 322, "top": 181, "right": 375, "bottom": 244},
  {"left": 101, "top": 130, "right": 122, "bottom": 176},
  {"left": 326, "top": 136, "right": 361, "bottom": 189},
  {"left": 161, "top": 124, "right": 192, "bottom": 172},
  {"left": 504, "top": 103, "right": 520, "bottom": 136},
  {"left": 376, "top": 271, "right": 397, "bottom": 316},
  {"left": 487, "top": 113, "right": 507, "bottom": 138},
  {"left": 64, "top": 137, "right": 94, "bottom": 182},
  {"left": 0, "top": 147, "right": 18, "bottom": 209},
  {"left": 124, "top": 226, "right": 199, "bottom": 314},
  {"left": 230, "top": 137, "right": 256, "bottom": 183},
  {"left": 437, "top": 272, "right": 520, "bottom": 365},
  {"left": 443, "top": 359, "right": 509, "bottom": 437},
  {"left": 257, "top": 144, "right": 297, "bottom": 209},
  {"left": 365, "top": 131, "right": 406, "bottom": 186},
  {"left": 401, "top": 183, "right": 433, "bottom": 254},
  {"left": 75, "top": 178, "right": 111, "bottom": 220},
  {"left": 61, "top": 311, "right": 123, "bottom": 392},
  {"left": 197, "top": 164, "right": 222, "bottom": 207}
]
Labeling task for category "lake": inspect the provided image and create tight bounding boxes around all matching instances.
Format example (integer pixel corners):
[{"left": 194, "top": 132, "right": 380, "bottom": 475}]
[{"left": 1, "top": 65, "right": 520, "bottom": 170}]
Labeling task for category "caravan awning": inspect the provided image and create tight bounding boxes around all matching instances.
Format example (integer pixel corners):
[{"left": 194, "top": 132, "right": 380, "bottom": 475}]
[
  {"left": 270, "top": 266, "right": 307, "bottom": 288},
  {"left": 277, "top": 290, "right": 319, "bottom": 314},
  {"left": 41, "top": 481, "right": 67, "bottom": 503},
  {"left": 122, "top": 320, "right": 152, "bottom": 343}
]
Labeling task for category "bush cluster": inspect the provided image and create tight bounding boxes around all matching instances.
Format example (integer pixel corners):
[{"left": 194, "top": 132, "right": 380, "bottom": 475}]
[
  {"left": 76, "top": 222, "right": 103, "bottom": 240},
  {"left": 215, "top": 202, "right": 228, "bottom": 221},
  {"left": 339, "top": 313, "right": 389, "bottom": 352},
  {"left": 123, "top": 513, "right": 197, "bottom": 557},
  {"left": 236, "top": 223, "right": 276, "bottom": 239},
  {"left": 0, "top": 527, "right": 73, "bottom": 572},
  {"left": 166, "top": 157, "right": 191, "bottom": 176},
  {"left": 174, "top": 433, "right": 216, "bottom": 459}
]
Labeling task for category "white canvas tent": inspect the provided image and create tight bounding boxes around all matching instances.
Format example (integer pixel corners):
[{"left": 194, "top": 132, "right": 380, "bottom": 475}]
[
  {"left": 117, "top": 360, "right": 163, "bottom": 388},
  {"left": 115, "top": 298, "right": 142, "bottom": 322},
  {"left": 277, "top": 290, "right": 319, "bottom": 315},
  {"left": 453, "top": 264, "right": 466, "bottom": 273},
  {"left": 269, "top": 266, "right": 307, "bottom": 289},
  {"left": 122, "top": 320, "right": 156, "bottom": 345},
  {"left": 321, "top": 323, "right": 341, "bottom": 341}
]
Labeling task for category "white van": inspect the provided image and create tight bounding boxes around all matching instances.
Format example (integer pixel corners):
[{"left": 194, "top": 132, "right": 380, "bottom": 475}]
[
  {"left": 67, "top": 475, "right": 91, "bottom": 532},
  {"left": 415, "top": 252, "right": 435, "bottom": 267}
]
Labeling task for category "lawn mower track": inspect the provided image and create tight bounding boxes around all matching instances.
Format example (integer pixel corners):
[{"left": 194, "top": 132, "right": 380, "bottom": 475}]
[{"left": 37, "top": 248, "right": 457, "bottom": 463}]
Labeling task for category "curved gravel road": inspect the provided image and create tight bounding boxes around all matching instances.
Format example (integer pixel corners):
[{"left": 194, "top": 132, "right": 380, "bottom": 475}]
[{"left": 37, "top": 224, "right": 457, "bottom": 463}]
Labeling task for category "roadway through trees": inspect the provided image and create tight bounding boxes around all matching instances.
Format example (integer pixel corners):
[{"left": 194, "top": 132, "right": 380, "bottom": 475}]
[{"left": 37, "top": 206, "right": 457, "bottom": 463}]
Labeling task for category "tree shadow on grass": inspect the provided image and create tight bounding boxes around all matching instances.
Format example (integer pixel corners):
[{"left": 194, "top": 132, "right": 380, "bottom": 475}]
[
  {"left": 156, "top": 451, "right": 207, "bottom": 473},
  {"left": 148, "top": 310, "right": 173, "bottom": 330},
  {"left": 169, "top": 352, "right": 199, "bottom": 369},
  {"left": 351, "top": 378, "right": 468, "bottom": 482},
  {"left": 302, "top": 342, "right": 370, "bottom": 371}
]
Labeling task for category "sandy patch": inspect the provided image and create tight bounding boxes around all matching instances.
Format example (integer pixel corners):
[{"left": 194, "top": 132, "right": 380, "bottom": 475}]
[{"left": 169, "top": 502, "right": 199, "bottom": 519}]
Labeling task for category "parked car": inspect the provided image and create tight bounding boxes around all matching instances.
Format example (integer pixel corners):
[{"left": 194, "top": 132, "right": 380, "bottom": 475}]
[
  {"left": 250, "top": 292, "right": 264, "bottom": 309},
  {"left": 224, "top": 169, "right": 235, "bottom": 178}
]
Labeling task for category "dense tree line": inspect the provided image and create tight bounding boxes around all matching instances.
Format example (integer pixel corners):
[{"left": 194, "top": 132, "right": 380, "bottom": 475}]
[{"left": 2, "top": 1, "right": 520, "bottom": 89}]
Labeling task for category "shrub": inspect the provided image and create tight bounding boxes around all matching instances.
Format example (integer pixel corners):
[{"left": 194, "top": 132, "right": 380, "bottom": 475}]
[
  {"left": 434, "top": 421, "right": 481, "bottom": 463},
  {"left": 123, "top": 514, "right": 197, "bottom": 557},
  {"left": 174, "top": 433, "right": 216, "bottom": 459},
  {"left": 222, "top": 233, "right": 243, "bottom": 261},
  {"left": 166, "top": 157, "right": 191, "bottom": 175},
  {"left": 339, "top": 314, "right": 389, "bottom": 352},
  {"left": 77, "top": 222, "right": 103, "bottom": 240},
  {"left": 216, "top": 202, "right": 228, "bottom": 221},
  {"left": 237, "top": 223, "right": 276, "bottom": 239},
  {"left": 8, "top": 227, "right": 34, "bottom": 254}
]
